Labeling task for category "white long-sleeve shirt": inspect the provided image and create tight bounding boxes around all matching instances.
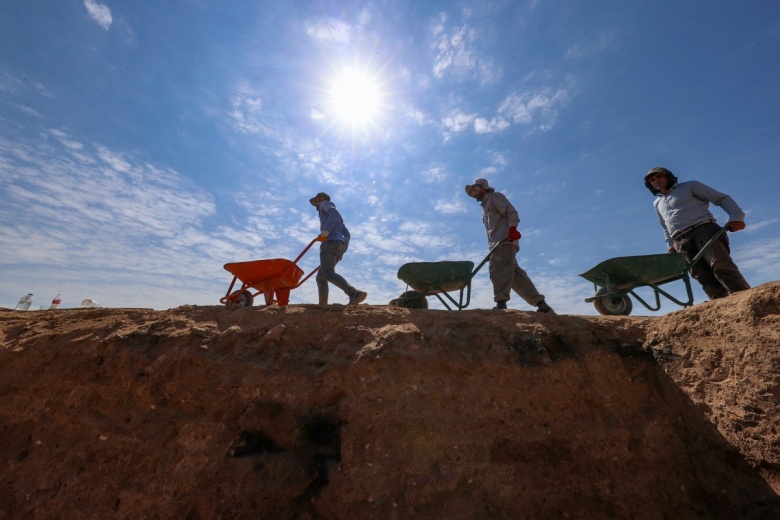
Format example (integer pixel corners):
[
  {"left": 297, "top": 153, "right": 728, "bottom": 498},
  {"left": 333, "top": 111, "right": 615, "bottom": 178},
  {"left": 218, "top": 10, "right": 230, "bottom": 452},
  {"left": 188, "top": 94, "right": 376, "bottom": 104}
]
[
  {"left": 480, "top": 191, "right": 520, "bottom": 249},
  {"left": 653, "top": 180, "right": 745, "bottom": 248}
]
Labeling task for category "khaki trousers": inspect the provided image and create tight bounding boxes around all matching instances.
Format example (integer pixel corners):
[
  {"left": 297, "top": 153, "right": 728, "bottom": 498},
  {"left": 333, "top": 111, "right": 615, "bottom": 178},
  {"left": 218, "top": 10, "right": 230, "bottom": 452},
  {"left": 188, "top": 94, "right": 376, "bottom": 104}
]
[{"left": 488, "top": 243, "right": 544, "bottom": 306}]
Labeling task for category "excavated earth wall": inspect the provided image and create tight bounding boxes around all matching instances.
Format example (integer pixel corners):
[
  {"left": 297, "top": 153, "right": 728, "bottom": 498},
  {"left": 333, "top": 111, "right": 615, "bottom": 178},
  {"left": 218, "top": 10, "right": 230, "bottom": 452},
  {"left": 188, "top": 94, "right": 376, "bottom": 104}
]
[{"left": 1, "top": 282, "right": 779, "bottom": 519}]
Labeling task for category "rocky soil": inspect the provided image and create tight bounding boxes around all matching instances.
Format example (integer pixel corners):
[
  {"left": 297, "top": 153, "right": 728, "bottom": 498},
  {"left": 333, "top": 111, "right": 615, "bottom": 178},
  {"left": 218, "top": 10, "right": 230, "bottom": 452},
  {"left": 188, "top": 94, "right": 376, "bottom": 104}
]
[{"left": 1, "top": 282, "right": 779, "bottom": 519}]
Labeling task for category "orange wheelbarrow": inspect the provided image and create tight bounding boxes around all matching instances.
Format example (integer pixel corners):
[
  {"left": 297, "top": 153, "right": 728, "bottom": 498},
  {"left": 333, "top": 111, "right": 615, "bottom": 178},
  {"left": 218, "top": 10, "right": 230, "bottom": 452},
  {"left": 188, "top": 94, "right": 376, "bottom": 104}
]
[{"left": 220, "top": 239, "right": 320, "bottom": 307}]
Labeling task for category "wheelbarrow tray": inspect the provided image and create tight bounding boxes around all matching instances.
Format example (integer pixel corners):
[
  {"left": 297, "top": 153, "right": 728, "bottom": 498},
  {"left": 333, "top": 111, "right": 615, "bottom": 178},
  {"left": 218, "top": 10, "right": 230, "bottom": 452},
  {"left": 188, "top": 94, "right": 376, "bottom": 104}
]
[
  {"left": 224, "top": 259, "right": 304, "bottom": 289},
  {"left": 391, "top": 239, "right": 510, "bottom": 310},
  {"left": 579, "top": 253, "right": 688, "bottom": 291},
  {"left": 397, "top": 261, "right": 475, "bottom": 294},
  {"left": 221, "top": 239, "right": 319, "bottom": 307}
]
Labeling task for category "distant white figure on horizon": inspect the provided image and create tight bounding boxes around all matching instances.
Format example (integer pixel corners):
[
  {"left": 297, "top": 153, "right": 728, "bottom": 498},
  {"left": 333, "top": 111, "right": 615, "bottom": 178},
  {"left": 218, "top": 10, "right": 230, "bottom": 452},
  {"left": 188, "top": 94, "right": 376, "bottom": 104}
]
[{"left": 15, "top": 293, "right": 34, "bottom": 311}]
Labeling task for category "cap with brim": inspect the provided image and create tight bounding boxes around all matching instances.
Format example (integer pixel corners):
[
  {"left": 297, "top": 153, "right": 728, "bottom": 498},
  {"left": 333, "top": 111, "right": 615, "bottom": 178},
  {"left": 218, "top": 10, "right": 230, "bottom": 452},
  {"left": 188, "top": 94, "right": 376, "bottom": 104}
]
[{"left": 644, "top": 167, "right": 671, "bottom": 181}]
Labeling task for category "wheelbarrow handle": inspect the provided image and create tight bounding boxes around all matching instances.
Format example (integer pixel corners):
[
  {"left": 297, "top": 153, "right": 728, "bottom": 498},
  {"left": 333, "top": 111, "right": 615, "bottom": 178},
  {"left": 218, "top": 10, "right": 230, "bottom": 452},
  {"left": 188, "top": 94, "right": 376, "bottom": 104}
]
[
  {"left": 470, "top": 238, "right": 511, "bottom": 278},
  {"left": 687, "top": 226, "right": 729, "bottom": 271},
  {"left": 292, "top": 238, "right": 320, "bottom": 264}
]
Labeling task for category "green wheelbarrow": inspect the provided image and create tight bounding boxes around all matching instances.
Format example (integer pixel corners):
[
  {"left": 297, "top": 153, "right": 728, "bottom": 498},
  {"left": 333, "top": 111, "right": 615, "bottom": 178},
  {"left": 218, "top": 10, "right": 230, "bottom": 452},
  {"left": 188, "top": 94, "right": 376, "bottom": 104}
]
[
  {"left": 579, "top": 227, "right": 730, "bottom": 316},
  {"left": 389, "top": 239, "right": 508, "bottom": 310}
]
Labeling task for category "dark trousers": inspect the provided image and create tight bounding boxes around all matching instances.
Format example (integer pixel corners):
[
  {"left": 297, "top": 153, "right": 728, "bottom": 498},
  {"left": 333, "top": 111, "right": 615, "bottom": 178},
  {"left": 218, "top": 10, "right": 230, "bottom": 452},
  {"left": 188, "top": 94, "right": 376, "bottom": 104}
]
[
  {"left": 316, "top": 240, "right": 355, "bottom": 305},
  {"left": 673, "top": 222, "right": 750, "bottom": 299}
]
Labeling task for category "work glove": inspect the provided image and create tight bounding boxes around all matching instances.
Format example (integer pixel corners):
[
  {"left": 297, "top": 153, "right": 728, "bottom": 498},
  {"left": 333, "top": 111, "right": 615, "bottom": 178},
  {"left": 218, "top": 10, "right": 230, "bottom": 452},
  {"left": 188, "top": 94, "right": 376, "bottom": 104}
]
[
  {"left": 316, "top": 231, "right": 329, "bottom": 242},
  {"left": 725, "top": 221, "right": 745, "bottom": 232},
  {"left": 508, "top": 226, "right": 521, "bottom": 241}
]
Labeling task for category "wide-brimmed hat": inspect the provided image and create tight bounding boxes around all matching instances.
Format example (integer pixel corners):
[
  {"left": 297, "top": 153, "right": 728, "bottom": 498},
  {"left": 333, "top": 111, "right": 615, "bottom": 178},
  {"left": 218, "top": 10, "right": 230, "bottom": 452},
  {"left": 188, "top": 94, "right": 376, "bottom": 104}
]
[
  {"left": 309, "top": 192, "right": 331, "bottom": 205},
  {"left": 465, "top": 178, "right": 495, "bottom": 197}
]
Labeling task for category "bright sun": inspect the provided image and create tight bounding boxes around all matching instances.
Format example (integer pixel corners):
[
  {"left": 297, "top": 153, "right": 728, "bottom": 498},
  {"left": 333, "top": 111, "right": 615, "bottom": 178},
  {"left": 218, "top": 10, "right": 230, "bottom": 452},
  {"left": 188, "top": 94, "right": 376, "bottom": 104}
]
[{"left": 328, "top": 68, "right": 383, "bottom": 127}]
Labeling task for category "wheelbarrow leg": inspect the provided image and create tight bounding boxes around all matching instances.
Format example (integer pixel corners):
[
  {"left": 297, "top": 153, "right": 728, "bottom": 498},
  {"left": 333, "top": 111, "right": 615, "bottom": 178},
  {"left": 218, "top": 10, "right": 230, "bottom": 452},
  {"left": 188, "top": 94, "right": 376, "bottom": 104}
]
[
  {"left": 275, "top": 288, "right": 291, "bottom": 306},
  {"left": 220, "top": 276, "right": 239, "bottom": 305}
]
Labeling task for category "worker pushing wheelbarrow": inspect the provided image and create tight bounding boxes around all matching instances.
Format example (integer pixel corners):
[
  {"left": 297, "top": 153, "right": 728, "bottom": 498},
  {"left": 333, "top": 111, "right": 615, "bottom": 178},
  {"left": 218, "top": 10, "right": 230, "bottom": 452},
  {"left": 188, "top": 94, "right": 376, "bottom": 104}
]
[
  {"left": 220, "top": 239, "right": 320, "bottom": 307},
  {"left": 579, "top": 227, "right": 731, "bottom": 316},
  {"left": 389, "top": 239, "right": 508, "bottom": 310}
]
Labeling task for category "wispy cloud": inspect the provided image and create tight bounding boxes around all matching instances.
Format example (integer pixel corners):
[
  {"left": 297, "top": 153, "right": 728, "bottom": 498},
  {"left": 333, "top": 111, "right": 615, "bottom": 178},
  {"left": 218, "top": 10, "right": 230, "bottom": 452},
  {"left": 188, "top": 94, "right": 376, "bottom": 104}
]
[
  {"left": 497, "top": 88, "right": 571, "bottom": 131},
  {"left": 441, "top": 109, "right": 476, "bottom": 140},
  {"left": 226, "top": 83, "right": 351, "bottom": 193},
  {"left": 305, "top": 17, "right": 354, "bottom": 44},
  {"left": 565, "top": 33, "right": 617, "bottom": 60},
  {"left": 488, "top": 151, "right": 508, "bottom": 167},
  {"left": 422, "top": 166, "right": 448, "bottom": 183},
  {"left": 96, "top": 146, "right": 131, "bottom": 172},
  {"left": 84, "top": 0, "right": 112, "bottom": 30},
  {"left": 0, "top": 129, "right": 245, "bottom": 307},
  {"left": 229, "top": 82, "right": 269, "bottom": 135},
  {"left": 478, "top": 166, "right": 499, "bottom": 177},
  {"left": 404, "top": 105, "right": 429, "bottom": 125},
  {"left": 294, "top": 140, "right": 346, "bottom": 185},
  {"left": 745, "top": 217, "right": 780, "bottom": 233},
  {"left": 734, "top": 238, "right": 780, "bottom": 282},
  {"left": 49, "top": 129, "right": 83, "bottom": 150},
  {"left": 0, "top": 71, "right": 22, "bottom": 93},
  {"left": 474, "top": 116, "right": 510, "bottom": 134},
  {"left": 0, "top": 71, "right": 53, "bottom": 98},
  {"left": 434, "top": 199, "right": 467, "bottom": 215},
  {"left": 441, "top": 85, "right": 570, "bottom": 139},
  {"left": 532, "top": 268, "right": 601, "bottom": 315},
  {"left": 18, "top": 105, "right": 43, "bottom": 119},
  {"left": 430, "top": 14, "right": 501, "bottom": 85}
]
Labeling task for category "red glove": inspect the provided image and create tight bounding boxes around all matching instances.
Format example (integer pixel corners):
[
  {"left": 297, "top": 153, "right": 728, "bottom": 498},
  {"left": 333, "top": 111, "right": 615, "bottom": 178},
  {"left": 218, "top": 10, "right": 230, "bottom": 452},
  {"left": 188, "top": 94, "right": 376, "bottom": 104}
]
[
  {"left": 508, "top": 226, "right": 521, "bottom": 241},
  {"left": 725, "top": 221, "right": 745, "bottom": 232}
]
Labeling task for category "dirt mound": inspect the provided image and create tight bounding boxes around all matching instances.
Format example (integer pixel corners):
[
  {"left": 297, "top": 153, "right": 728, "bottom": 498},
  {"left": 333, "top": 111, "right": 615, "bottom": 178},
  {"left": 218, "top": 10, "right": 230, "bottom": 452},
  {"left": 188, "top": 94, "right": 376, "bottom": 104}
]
[
  {"left": 645, "top": 282, "right": 780, "bottom": 495},
  {"left": 1, "top": 283, "right": 779, "bottom": 519}
]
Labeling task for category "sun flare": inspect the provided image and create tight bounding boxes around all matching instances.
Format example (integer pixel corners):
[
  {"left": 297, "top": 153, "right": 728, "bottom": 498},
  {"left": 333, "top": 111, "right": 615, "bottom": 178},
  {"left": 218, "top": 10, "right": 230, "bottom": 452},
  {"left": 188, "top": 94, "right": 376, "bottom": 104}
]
[{"left": 328, "top": 68, "right": 383, "bottom": 127}]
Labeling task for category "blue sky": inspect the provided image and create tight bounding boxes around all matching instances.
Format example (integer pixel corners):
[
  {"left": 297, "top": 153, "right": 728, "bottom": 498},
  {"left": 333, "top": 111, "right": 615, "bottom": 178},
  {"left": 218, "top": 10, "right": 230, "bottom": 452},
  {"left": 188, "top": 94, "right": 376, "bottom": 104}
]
[{"left": 2, "top": 1, "right": 779, "bottom": 314}]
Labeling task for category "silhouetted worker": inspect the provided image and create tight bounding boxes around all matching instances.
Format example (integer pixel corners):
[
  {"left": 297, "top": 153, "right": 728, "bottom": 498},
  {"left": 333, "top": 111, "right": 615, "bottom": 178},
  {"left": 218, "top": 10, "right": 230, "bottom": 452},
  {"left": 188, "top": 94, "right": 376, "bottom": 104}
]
[
  {"left": 465, "top": 178, "right": 554, "bottom": 313},
  {"left": 644, "top": 167, "right": 750, "bottom": 299},
  {"left": 309, "top": 192, "right": 367, "bottom": 306}
]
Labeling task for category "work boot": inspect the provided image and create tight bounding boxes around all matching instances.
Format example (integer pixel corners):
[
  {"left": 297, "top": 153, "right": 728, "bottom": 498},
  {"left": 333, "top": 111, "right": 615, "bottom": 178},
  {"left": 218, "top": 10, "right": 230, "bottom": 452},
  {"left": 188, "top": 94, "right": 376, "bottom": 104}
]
[
  {"left": 493, "top": 300, "right": 508, "bottom": 310},
  {"left": 536, "top": 300, "right": 553, "bottom": 313},
  {"left": 348, "top": 290, "right": 367, "bottom": 306}
]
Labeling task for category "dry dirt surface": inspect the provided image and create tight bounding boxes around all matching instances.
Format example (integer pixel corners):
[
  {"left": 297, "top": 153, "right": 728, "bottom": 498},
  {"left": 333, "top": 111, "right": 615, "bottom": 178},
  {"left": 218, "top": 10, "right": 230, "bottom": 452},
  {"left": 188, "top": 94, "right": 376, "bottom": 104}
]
[{"left": 1, "top": 282, "right": 779, "bottom": 519}]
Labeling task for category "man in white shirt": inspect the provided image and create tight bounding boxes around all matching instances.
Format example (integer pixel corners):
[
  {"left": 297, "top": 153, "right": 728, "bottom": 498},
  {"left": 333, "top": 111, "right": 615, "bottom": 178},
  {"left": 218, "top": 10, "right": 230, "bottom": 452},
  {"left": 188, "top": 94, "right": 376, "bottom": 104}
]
[
  {"left": 644, "top": 167, "right": 750, "bottom": 299},
  {"left": 465, "top": 178, "right": 553, "bottom": 313}
]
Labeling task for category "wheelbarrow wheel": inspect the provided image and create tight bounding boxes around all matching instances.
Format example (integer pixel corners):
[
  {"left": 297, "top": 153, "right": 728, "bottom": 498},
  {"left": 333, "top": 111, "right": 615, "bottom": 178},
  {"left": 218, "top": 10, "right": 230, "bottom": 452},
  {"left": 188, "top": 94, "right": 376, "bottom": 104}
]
[
  {"left": 234, "top": 290, "right": 254, "bottom": 308},
  {"left": 390, "top": 291, "right": 428, "bottom": 309},
  {"left": 593, "top": 289, "right": 632, "bottom": 316}
]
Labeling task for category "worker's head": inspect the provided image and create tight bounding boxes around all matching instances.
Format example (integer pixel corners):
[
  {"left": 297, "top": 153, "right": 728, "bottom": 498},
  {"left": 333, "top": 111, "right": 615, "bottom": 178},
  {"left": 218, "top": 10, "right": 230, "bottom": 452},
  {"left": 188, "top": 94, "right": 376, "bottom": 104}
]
[
  {"left": 465, "top": 178, "right": 495, "bottom": 201},
  {"left": 309, "top": 192, "right": 331, "bottom": 207},
  {"left": 643, "top": 167, "right": 678, "bottom": 195}
]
